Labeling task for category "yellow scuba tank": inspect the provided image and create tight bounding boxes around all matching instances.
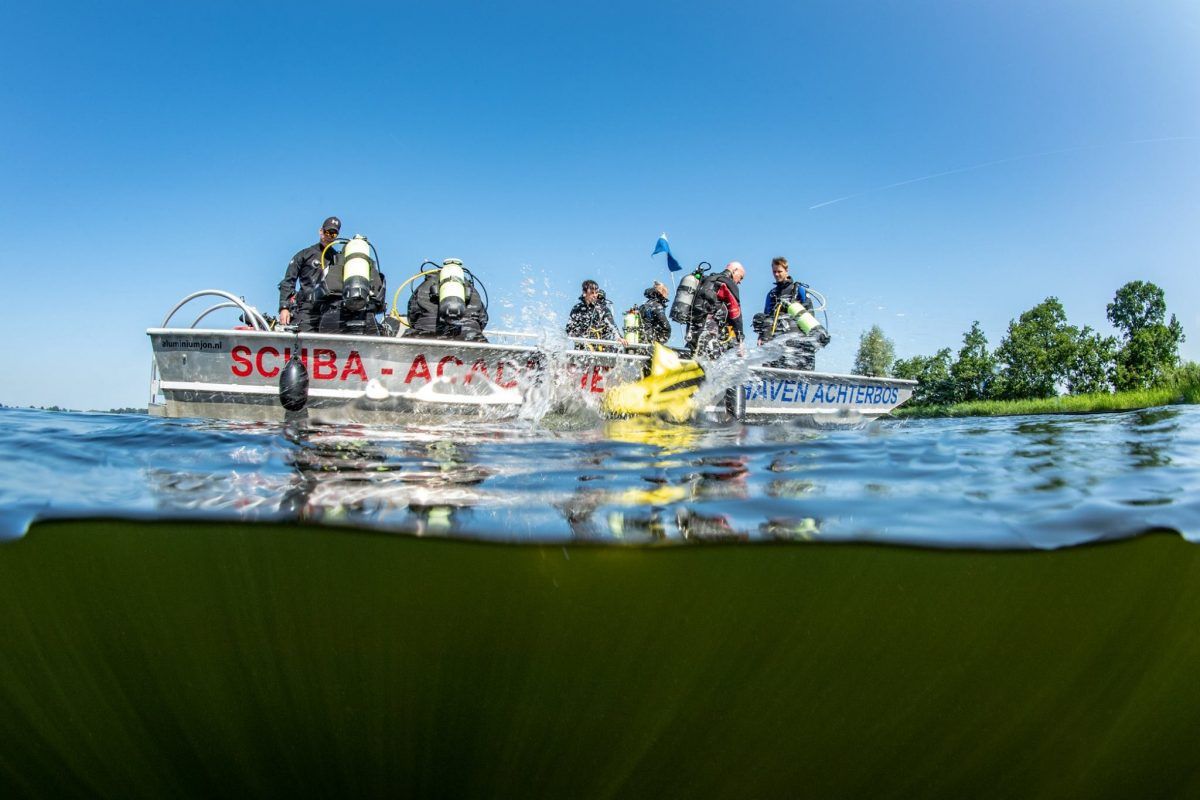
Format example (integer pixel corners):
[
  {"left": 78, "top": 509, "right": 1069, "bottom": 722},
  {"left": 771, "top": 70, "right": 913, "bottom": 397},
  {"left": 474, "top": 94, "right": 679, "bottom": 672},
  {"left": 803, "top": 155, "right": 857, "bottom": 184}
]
[
  {"left": 623, "top": 307, "right": 642, "bottom": 345},
  {"left": 438, "top": 259, "right": 468, "bottom": 320},
  {"left": 786, "top": 300, "right": 825, "bottom": 336},
  {"left": 341, "top": 235, "right": 374, "bottom": 312}
]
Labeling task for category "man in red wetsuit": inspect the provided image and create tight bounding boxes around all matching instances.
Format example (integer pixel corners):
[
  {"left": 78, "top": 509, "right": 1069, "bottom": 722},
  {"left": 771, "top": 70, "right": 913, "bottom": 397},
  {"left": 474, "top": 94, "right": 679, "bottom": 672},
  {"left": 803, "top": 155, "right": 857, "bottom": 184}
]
[{"left": 686, "top": 261, "right": 745, "bottom": 358}]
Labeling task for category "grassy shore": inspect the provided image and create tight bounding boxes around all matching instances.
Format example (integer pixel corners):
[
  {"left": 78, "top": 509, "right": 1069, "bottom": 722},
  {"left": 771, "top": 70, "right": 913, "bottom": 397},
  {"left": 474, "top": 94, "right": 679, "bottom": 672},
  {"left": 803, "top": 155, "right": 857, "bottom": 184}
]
[{"left": 893, "top": 380, "right": 1200, "bottom": 419}]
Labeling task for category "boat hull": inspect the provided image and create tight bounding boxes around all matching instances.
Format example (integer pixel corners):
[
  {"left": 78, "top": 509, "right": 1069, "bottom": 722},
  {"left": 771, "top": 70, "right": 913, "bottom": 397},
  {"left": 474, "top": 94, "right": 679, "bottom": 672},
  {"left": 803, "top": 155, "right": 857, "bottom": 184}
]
[{"left": 147, "top": 328, "right": 915, "bottom": 424}]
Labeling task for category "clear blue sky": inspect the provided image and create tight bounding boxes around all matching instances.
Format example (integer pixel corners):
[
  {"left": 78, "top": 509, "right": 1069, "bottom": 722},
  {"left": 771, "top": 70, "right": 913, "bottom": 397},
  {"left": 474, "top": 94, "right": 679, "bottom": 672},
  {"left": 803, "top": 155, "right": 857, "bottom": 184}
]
[{"left": 4, "top": 1, "right": 1197, "bottom": 409}]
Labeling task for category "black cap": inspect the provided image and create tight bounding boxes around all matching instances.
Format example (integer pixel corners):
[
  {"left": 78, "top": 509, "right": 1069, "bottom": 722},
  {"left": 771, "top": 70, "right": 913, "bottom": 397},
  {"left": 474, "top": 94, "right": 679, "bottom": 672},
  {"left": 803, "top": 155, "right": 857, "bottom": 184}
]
[{"left": 322, "top": 216, "right": 341, "bottom": 232}]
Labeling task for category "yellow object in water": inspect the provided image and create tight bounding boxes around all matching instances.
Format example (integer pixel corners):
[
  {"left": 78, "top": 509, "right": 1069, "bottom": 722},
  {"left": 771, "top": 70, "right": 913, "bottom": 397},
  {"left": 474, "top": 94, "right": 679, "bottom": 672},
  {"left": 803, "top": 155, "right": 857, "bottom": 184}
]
[
  {"left": 604, "top": 418, "right": 700, "bottom": 454},
  {"left": 602, "top": 343, "right": 705, "bottom": 422},
  {"left": 615, "top": 484, "right": 690, "bottom": 506}
]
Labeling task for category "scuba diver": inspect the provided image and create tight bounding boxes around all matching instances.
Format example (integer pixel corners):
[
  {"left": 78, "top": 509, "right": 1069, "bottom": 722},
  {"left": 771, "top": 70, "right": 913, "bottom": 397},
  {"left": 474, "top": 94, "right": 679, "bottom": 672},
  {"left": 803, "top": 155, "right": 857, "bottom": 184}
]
[
  {"left": 566, "top": 279, "right": 623, "bottom": 350},
  {"left": 316, "top": 234, "right": 387, "bottom": 335},
  {"left": 404, "top": 259, "right": 489, "bottom": 341},
  {"left": 637, "top": 281, "right": 672, "bottom": 345},
  {"left": 751, "top": 256, "right": 830, "bottom": 370},
  {"left": 278, "top": 215, "right": 342, "bottom": 332},
  {"left": 684, "top": 261, "right": 745, "bottom": 359}
]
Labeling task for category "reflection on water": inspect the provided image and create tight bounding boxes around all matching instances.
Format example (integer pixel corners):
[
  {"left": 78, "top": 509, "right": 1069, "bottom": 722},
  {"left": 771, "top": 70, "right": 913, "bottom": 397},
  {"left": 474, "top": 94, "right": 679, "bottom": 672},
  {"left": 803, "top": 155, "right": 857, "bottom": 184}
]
[
  {"left": 276, "top": 425, "right": 498, "bottom": 534},
  {"left": 0, "top": 406, "right": 1198, "bottom": 548}
]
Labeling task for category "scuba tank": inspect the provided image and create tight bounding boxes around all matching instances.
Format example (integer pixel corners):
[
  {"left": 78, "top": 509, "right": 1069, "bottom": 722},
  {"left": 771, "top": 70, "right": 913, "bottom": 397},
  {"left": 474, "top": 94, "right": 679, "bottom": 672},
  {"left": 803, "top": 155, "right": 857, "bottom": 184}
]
[
  {"left": 669, "top": 263, "right": 709, "bottom": 324},
  {"left": 340, "top": 235, "right": 374, "bottom": 312},
  {"left": 438, "top": 259, "right": 468, "bottom": 320},
  {"left": 786, "top": 300, "right": 826, "bottom": 337},
  {"left": 623, "top": 307, "right": 642, "bottom": 345}
]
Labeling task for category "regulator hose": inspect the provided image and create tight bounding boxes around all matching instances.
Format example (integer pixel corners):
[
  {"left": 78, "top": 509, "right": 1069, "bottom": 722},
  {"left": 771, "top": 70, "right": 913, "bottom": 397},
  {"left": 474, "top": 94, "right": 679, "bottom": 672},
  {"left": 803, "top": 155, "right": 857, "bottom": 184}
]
[{"left": 390, "top": 263, "right": 441, "bottom": 325}]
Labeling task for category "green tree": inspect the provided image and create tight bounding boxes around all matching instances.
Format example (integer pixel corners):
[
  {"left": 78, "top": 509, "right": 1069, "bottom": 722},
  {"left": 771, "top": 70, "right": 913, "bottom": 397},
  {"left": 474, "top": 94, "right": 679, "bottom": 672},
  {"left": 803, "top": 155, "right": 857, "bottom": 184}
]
[
  {"left": 1106, "top": 281, "right": 1185, "bottom": 390},
  {"left": 1064, "top": 326, "right": 1116, "bottom": 394},
  {"left": 949, "top": 321, "right": 996, "bottom": 402},
  {"left": 852, "top": 325, "right": 895, "bottom": 377},
  {"left": 893, "top": 348, "right": 955, "bottom": 406},
  {"left": 993, "top": 297, "right": 1078, "bottom": 399}
]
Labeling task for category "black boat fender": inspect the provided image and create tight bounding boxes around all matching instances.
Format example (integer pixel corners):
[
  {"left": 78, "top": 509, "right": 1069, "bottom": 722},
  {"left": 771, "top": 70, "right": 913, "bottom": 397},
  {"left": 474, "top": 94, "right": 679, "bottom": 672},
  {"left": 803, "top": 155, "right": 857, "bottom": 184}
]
[{"left": 279, "top": 352, "right": 309, "bottom": 411}]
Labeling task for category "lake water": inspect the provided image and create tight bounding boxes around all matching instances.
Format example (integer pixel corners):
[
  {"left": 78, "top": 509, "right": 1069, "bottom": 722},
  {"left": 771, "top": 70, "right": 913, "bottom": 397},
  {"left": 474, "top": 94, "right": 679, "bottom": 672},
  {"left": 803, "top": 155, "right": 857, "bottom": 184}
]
[{"left": 2, "top": 404, "right": 1196, "bottom": 549}]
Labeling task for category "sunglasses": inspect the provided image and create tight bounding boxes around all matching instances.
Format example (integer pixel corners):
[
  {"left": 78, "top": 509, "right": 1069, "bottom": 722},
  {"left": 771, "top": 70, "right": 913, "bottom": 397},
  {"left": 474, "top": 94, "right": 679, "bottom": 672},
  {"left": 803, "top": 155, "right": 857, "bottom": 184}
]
[{"left": 323, "top": 228, "right": 339, "bottom": 236}]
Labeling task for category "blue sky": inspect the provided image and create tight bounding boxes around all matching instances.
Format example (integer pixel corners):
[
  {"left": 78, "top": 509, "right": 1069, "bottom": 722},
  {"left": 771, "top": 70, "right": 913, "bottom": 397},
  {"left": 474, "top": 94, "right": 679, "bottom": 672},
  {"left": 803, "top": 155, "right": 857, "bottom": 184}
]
[{"left": 3, "top": 1, "right": 1197, "bottom": 409}]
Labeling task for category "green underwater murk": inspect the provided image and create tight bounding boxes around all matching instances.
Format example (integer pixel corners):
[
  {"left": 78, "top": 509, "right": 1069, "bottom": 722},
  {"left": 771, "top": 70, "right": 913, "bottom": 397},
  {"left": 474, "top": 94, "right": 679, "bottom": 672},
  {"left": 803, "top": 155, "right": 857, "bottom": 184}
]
[{"left": 3, "top": 519, "right": 1200, "bottom": 798}]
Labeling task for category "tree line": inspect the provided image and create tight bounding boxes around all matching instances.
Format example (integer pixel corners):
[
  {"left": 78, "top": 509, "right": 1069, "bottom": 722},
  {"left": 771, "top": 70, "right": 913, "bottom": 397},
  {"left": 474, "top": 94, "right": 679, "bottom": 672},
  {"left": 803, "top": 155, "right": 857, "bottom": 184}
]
[{"left": 851, "top": 281, "right": 1189, "bottom": 406}]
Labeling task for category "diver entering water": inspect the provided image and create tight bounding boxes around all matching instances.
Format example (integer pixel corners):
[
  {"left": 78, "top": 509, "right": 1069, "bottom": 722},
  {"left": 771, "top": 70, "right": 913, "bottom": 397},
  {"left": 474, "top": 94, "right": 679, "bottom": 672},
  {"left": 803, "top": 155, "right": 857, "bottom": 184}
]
[
  {"left": 684, "top": 261, "right": 745, "bottom": 359},
  {"left": 403, "top": 259, "right": 489, "bottom": 341},
  {"left": 751, "top": 256, "right": 830, "bottom": 371}
]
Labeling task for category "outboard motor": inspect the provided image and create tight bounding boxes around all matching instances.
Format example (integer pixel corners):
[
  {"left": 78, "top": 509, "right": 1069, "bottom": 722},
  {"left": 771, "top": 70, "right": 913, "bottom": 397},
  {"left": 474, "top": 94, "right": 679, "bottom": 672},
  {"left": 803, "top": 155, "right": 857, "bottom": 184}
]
[
  {"left": 340, "top": 235, "right": 374, "bottom": 312},
  {"left": 669, "top": 264, "right": 709, "bottom": 324},
  {"left": 438, "top": 258, "right": 467, "bottom": 321},
  {"left": 623, "top": 307, "right": 641, "bottom": 345}
]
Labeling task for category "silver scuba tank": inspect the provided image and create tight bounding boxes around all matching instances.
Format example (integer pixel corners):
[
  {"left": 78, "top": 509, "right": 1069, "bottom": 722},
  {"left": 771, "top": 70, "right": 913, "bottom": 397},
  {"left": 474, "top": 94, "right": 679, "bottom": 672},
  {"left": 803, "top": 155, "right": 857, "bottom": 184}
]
[{"left": 670, "top": 271, "right": 701, "bottom": 324}]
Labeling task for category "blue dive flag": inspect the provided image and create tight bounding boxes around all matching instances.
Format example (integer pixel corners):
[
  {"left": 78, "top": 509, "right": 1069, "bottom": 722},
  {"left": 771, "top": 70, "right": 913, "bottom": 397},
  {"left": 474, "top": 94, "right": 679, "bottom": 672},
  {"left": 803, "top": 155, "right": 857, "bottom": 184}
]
[{"left": 652, "top": 233, "right": 683, "bottom": 272}]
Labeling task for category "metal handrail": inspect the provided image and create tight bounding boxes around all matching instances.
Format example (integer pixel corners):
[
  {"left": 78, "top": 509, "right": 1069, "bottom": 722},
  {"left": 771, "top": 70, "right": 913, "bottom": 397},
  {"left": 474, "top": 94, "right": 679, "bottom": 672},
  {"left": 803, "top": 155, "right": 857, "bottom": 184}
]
[
  {"left": 160, "top": 289, "right": 269, "bottom": 331},
  {"left": 190, "top": 302, "right": 243, "bottom": 329},
  {"left": 150, "top": 290, "right": 273, "bottom": 407}
]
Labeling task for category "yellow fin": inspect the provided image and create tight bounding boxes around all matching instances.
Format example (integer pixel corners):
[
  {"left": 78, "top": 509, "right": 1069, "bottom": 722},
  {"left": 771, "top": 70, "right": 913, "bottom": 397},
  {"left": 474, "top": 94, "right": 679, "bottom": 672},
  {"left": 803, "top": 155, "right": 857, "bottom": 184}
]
[
  {"left": 649, "top": 342, "right": 691, "bottom": 376},
  {"left": 602, "top": 345, "right": 706, "bottom": 421}
]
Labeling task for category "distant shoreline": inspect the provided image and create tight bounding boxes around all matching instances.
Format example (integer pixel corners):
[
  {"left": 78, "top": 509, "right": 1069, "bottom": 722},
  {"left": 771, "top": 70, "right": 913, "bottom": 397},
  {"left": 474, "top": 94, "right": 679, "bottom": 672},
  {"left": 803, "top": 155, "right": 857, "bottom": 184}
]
[
  {"left": 892, "top": 381, "right": 1200, "bottom": 419},
  {"left": 0, "top": 406, "right": 147, "bottom": 415}
]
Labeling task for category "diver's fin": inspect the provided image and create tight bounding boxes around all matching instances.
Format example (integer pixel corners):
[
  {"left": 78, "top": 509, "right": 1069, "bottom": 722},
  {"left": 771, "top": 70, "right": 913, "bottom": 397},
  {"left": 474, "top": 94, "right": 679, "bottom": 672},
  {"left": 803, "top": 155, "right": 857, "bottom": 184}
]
[
  {"left": 650, "top": 342, "right": 688, "bottom": 376},
  {"left": 602, "top": 344, "right": 706, "bottom": 421}
]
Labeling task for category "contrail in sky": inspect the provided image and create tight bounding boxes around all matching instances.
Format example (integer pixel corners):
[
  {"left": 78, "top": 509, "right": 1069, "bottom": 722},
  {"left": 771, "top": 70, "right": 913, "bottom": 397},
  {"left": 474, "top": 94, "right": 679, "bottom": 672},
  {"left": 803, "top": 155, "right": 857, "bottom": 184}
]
[{"left": 808, "top": 136, "right": 1200, "bottom": 210}]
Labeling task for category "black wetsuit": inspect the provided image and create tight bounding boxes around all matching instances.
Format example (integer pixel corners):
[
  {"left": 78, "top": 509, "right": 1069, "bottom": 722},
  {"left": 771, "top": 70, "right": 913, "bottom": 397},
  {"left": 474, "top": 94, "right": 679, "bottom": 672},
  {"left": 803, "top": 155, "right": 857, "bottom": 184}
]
[
  {"left": 566, "top": 297, "right": 620, "bottom": 348},
  {"left": 638, "top": 289, "right": 672, "bottom": 345},
  {"left": 404, "top": 273, "right": 489, "bottom": 341},
  {"left": 279, "top": 242, "right": 339, "bottom": 332},
  {"left": 687, "top": 271, "right": 743, "bottom": 357}
]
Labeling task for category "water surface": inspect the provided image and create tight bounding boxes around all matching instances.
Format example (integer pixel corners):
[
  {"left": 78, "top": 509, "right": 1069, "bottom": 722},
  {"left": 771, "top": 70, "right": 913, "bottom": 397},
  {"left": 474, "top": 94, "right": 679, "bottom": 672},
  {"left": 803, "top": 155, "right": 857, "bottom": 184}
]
[{"left": 2, "top": 405, "right": 1196, "bottom": 549}]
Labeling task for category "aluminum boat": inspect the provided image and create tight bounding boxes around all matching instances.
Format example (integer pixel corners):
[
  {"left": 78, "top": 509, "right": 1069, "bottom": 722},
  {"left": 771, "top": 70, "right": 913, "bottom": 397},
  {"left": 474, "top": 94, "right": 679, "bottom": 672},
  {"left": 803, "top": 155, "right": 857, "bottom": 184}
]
[{"left": 147, "top": 290, "right": 916, "bottom": 424}]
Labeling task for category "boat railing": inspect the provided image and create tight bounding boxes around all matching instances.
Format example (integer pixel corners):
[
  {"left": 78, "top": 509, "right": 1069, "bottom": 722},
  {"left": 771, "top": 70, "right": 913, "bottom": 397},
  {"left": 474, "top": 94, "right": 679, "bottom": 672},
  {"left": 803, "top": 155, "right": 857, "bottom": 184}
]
[
  {"left": 150, "top": 290, "right": 272, "bottom": 407},
  {"left": 566, "top": 336, "right": 652, "bottom": 353},
  {"left": 467, "top": 330, "right": 650, "bottom": 353},
  {"left": 160, "top": 289, "right": 271, "bottom": 331}
]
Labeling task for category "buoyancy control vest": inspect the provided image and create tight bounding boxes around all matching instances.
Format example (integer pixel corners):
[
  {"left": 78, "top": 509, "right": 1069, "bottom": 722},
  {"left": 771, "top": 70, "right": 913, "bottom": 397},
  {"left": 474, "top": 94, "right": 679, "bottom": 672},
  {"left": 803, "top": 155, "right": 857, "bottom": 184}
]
[
  {"left": 690, "top": 272, "right": 739, "bottom": 326},
  {"left": 764, "top": 280, "right": 804, "bottom": 336}
]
